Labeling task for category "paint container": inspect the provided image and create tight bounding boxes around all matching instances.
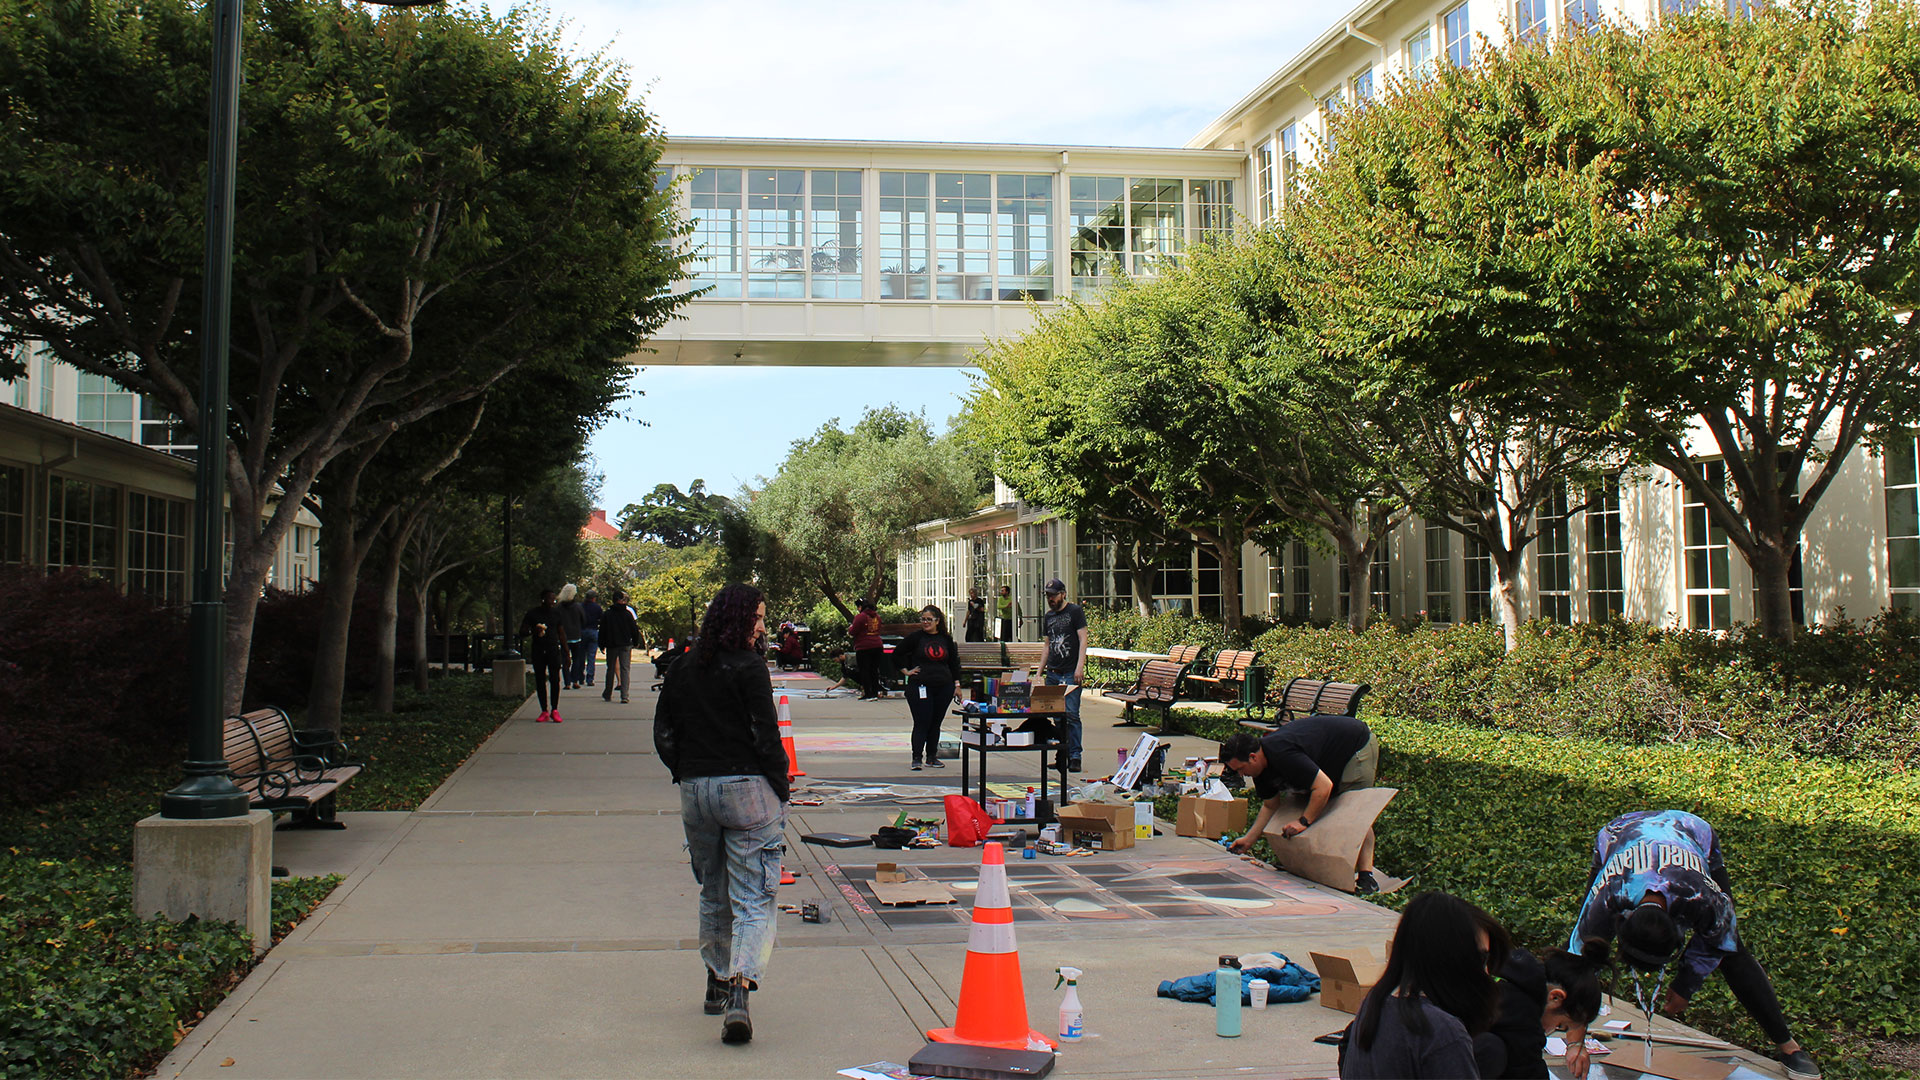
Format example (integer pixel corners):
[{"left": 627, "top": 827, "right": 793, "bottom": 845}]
[{"left": 1022, "top": 846, "right": 1036, "bottom": 859}]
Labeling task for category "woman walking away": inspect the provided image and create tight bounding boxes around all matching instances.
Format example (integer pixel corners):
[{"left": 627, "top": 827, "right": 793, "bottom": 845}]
[
  {"left": 900, "top": 605, "right": 962, "bottom": 770},
  {"left": 654, "top": 585, "right": 789, "bottom": 1045},
  {"left": 556, "top": 584, "right": 585, "bottom": 689},
  {"left": 1339, "top": 891, "right": 1504, "bottom": 1079},
  {"left": 1475, "top": 943, "right": 1609, "bottom": 1079},
  {"left": 964, "top": 589, "right": 987, "bottom": 642},
  {"left": 849, "top": 598, "right": 885, "bottom": 700},
  {"left": 519, "top": 589, "right": 569, "bottom": 723}
]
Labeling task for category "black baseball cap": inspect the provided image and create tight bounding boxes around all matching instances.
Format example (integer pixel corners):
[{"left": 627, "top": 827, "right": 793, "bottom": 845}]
[{"left": 1043, "top": 578, "right": 1066, "bottom": 594}]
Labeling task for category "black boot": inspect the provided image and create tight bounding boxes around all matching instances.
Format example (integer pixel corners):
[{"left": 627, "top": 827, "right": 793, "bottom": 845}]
[
  {"left": 703, "top": 970, "right": 728, "bottom": 1015},
  {"left": 721, "top": 982, "right": 752, "bottom": 1044}
]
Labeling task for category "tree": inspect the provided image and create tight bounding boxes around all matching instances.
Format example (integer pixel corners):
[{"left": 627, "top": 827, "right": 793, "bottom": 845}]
[
  {"left": 618, "top": 480, "right": 732, "bottom": 547},
  {"left": 1284, "top": 4, "right": 1920, "bottom": 641},
  {"left": 590, "top": 539, "right": 724, "bottom": 645},
  {"left": 747, "top": 407, "right": 981, "bottom": 618},
  {"left": 0, "top": 0, "right": 691, "bottom": 710}
]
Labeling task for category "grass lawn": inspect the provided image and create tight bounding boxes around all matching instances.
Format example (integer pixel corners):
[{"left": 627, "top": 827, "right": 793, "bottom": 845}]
[
  {"left": 1154, "top": 708, "right": 1920, "bottom": 1079},
  {"left": 0, "top": 671, "right": 515, "bottom": 1079}
]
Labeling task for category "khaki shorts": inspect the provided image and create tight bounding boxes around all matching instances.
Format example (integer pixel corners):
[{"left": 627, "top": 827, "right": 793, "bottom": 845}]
[{"left": 1336, "top": 730, "right": 1379, "bottom": 792}]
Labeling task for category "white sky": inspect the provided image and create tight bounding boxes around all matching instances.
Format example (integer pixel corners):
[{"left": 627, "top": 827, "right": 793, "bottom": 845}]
[{"left": 542, "top": 0, "right": 1331, "bottom": 518}]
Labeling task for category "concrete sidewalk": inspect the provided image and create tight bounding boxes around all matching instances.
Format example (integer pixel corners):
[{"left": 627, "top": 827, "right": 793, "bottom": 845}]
[{"left": 157, "top": 670, "right": 1783, "bottom": 1080}]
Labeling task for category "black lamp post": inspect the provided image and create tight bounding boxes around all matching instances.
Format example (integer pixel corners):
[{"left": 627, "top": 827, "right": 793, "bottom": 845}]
[{"left": 160, "top": 0, "right": 445, "bottom": 820}]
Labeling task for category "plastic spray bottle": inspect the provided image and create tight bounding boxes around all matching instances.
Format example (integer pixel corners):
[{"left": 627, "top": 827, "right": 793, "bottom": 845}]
[
  {"left": 1215, "top": 954, "right": 1242, "bottom": 1038},
  {"left": 1054, "top": 967, "right": 1084, "bottom": 1042}
]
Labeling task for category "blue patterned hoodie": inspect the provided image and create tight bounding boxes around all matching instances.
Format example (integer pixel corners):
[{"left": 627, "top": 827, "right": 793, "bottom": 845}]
[{"left": 1567, "top": 810, "right": 1738, "bottom": 997}]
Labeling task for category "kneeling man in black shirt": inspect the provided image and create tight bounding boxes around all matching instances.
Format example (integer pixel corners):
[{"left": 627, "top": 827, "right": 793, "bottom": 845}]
[{"left": 1219, "top": 715, "right": 1382, "bottom": 893}]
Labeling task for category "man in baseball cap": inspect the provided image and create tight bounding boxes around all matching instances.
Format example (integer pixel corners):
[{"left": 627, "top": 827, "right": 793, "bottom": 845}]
[{"left": 1038, "top": 577, "right": 1087, "bottom": 772}]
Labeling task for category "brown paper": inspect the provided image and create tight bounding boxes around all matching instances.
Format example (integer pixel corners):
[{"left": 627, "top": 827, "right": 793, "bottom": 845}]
[
  {"left": 1628, "top": 1048, "right": 1736, "bottom": 1080},
  {"left": 870, "top": 879, "right": 957, "bottom": 906},
  {"left": 1258, "top": 787, "right": 1408, "bottom": 894}
]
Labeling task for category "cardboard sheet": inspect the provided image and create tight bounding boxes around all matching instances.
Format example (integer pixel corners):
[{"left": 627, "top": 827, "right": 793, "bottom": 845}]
[
  {"left": 1258, "top": 787, "right": 1408, "bottom": 894},
  {"left": 1626, "top": 1049, "right": 1736, "bottom": 1080},
  {"left": 869, "top": 878, "right": 957, "bottom": 906}
]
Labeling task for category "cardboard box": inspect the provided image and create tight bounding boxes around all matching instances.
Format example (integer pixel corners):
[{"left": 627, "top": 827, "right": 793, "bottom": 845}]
[
  {"left": 1309, "top": 948, "right": 1386, "bottom": 1014},
  {"left": 1029, "top": 684, "right": 1067, "bottom": 712},
  {"left": 1054, "top": 802, "right": 1134, "bottom": 850},
  {"left": 874, "top": 862, "right": 907, "bottom": 884},
  {"left": 1176, "top": 794, "right": 1249, "bottom": 838}
]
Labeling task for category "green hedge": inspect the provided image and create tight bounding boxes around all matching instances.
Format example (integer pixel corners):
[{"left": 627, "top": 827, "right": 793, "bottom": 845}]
[
  {"left": 1155, "top": 710, "right": 1920, "bottom": 1078},
  {"left": 1096, "top": 610, "right": 1920, "bottom": 767}
]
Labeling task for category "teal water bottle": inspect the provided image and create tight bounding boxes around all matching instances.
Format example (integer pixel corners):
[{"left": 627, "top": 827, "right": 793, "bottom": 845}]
[{"left": 1215, "top": 954, "right": 1242, "bottom": 1038}]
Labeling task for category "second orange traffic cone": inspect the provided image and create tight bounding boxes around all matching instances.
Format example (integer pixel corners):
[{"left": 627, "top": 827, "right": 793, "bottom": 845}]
[
  {"left": 926, "top": 842, "right": 1056, "bottom": 1052},
  {"left": 777, "top": 694, "right": 805, "bottom": 778}
]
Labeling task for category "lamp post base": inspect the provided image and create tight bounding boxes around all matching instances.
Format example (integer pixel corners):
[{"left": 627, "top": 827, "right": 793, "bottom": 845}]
[{"left": 133, "top": 809, "right": 274, "bottom": 951}]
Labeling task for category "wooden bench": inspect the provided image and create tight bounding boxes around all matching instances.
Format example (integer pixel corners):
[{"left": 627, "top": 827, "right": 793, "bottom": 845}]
[
  {"left": 956, "top": 641, "right": 1047, "bottom": 674},
  {"left": 1167, "top": 643, "right": 1204, "bottom": 666},
  {"left": 223, "top": 707, "right": 363, "bottom": 829},
  {"left": 1104, "top": 658, "right": 1191, "bottom": 729},
  {"left": 1240, "top": 677, "right": 1370, "bottom": 733},
  {"left": 1183, "top": 649, "right": 1264, "bottom": 715}
]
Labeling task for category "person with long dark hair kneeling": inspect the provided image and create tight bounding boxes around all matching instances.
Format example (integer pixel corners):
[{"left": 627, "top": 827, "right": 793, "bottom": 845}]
[
  {"left": 653, "top": 585, "right": 789, "bottom": 1045},
  {"left": 1475, "top": 941, "right": 1609, "bottom": 1078},
  {"left": 1340, "top": 891, "right": 1505, "bottom": 1079}
]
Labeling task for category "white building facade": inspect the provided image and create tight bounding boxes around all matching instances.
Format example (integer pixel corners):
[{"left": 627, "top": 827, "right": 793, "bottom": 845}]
[
  {"left": 649, "top": 0, "right": 1916, "bottom": 633},
  {"left": 1, "top": 342, "right": 322, "bottom": 601}
]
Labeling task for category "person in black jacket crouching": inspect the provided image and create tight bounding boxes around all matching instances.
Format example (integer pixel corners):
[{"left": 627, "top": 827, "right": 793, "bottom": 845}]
[
  {"left": 653, "top": 584, "right": 788, "bottom": 1046},
  {"left": 1474, "top": 942, "right": 1609, "bottom": 1079}
]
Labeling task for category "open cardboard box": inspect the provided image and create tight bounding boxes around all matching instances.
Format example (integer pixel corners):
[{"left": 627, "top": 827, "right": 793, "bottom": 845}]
[
  {"left": 1054, "top": 802, "right": 1134, "bottom": 850},
  {"left": 1176, "top": 794, "right": 1249, "bottom": 838},
  {"left": 1029, "top": 683, "right": 1067, "bottom": 712},
  {"left": 1309, "top": 947, "right": 1386, "bottom": 1014}
]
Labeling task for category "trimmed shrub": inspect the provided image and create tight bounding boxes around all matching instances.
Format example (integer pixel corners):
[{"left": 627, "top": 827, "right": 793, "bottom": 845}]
[
  {"left": 0, "top": 569, "right": 189, "bottom": 806},
  {"left": 244, "top": 582, "right": 388, "bottom": 708}
]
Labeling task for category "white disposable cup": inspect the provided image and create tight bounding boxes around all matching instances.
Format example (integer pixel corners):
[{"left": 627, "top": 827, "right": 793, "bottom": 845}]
[{"left": 1248, "top": 979, "right": 1270, "bottom": 1009}]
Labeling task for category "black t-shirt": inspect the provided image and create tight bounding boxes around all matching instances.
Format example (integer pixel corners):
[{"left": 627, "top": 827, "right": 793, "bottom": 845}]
[
  {"left": 1475, "top": 948, "right": 1550, "bottom": 1079},
  {"left": 1252, "top": 714, "right": 1373, "bottom": 799},
  {"left": 1040, "top": 601, "right": 1087, "bottom": 675},
  {"left": 900, "top": 631, "right": 961, "bottom": 684},
  {"left": 518, "top": 605, "right": 568, "bottom": 659}
]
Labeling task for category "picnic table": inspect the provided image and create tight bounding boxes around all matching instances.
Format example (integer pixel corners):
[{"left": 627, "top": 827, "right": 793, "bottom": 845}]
[{"left": 1085, "top": 647, "right": 1171, "bottom": 663}]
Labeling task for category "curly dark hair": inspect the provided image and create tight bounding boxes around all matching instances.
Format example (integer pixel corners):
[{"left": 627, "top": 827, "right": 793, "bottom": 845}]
[
  {"left": 694, "top": 584, "right": 765, "bottom": 666},
  {"left": 919, "top": 604, "right": 949, "bottom": 636}
]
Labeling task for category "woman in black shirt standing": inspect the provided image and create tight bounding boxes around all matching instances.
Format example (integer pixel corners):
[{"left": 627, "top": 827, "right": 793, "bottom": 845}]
[{"left": 900, "top": 604, "right": 962, "bottom": 771}]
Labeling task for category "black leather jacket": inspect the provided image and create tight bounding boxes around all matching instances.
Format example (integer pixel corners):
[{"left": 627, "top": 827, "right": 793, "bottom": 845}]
[{"left": 653, "top": 648, "right": 788, "bottom": 801}]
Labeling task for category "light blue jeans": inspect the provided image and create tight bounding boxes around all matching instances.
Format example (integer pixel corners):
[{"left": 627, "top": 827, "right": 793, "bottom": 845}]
[
  {"left": 1043, "top": 673, "right": 1083, "bottom": 759},
  {"left": 680, "top": 774, "right": 786, "bottom": 983}
]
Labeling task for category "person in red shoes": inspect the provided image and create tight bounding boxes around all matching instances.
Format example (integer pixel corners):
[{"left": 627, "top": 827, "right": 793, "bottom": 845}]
[{"left": 518, "top": 589, "right": 570, "bottom": 722}]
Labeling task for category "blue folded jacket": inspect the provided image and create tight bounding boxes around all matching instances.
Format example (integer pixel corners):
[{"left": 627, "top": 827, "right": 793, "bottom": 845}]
[{"left": 1157, "top": 953, "right": 1321, "bottom": 1005}]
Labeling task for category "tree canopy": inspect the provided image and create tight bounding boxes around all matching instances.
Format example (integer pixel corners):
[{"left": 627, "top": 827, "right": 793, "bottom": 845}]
[{"left": 618, "top": 480, "right": 732, "bottom": 548}]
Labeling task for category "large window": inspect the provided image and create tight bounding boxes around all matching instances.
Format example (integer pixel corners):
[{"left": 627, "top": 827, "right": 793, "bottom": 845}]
[
  {"left": 970, "top": 535, "right": 992, "bottom": 595},
  {"left": 1406, "top": 25, "right": 1436, "bottom": 81},
  {"left": 881, "top": 171, "right": 932, "bottom": 299},
  {"left": 996, "top": 174, "right": 1053, "bottom": 300},
  {"left": 1515, "top": 0, "right": 1549, "bottom": 40},
  {"left": 0, "top": 463, "right": 24, "bottom": 566},
  {"left": 139, "top": 396, "right": 193, "bottom": 456},
  {"left": 1076, "top": 530, "right": 1127, "bottom": 610},
  {"left": 1536, "top": 488, "right": 1572, "bottom": 624},
  {"left": 1564, "top": 0, "right": 1602, "bottom": 29},
  {"left": 126, "top": 491, "right": 188, "bottom": 605},
  {"left": 1278, "top": 124, "right": 1301, "bottom": 204},
  {"left": 1069, "top": 176, "right": 1127, "bottom": 294},
  {"left": 1254, "top": 142, "right": 1277, "bottom": 224},
  {"left": 1887, "top": 434, "right": 1919, "bottom": 613},
  {"left": 1587, "top": 477, "right": 1625, "bottom": 620},
  {"left": 1424, "top": 522, "right": 1453, "bottom": 623},
  {"left": 746, "top": 168, "right": 806, "bottom": 298},
  {"left": 1320, "top": 90, "right": 1344, "bottom": 150},
  {"left": 1190, "top": 179, "right": 1234, "bottom": 246},
  {"left": 809, "top": 170, "right": 862, "bottom": 299},
  {"left": 1684, "top": 461, "right": 1733, "bottom": 630},
  {"left": 687, "top": 167, "right": 744, "bottom": 298},
  {"left": 1351, "top": 66, "right": 1375, "bottom": 105},
  {"left": 46, "top": 474, "right": 118, "bottom": 581},
  {"left": 1128, "top": 178, "right": 1184, "bottom": 272},
  {"left": 1444, "top": 3, "right": 1473, "bottom": 68},
  {"left": 934, "top": 173, "right": 993, "bottom": 301},
  {"left": 1463, "top": 535, "right": 1493, "bottom": 623},
  {"left": 76, "top": 371, "right": 136, "bottom": 441},
  {"left": 1267, "top": 541, "right": 1312, "bottom": 619}
]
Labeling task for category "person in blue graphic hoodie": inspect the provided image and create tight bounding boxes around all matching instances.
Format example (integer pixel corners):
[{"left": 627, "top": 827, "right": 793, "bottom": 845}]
[{"left": 1563, "top": 810, "right": 1819, "bottom": 1080}]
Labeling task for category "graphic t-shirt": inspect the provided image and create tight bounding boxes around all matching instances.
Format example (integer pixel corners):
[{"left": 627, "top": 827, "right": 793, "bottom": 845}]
[
  {"left": 1568, "top": 810, "right": 1737, "bottom": 992},
  {"left": 1040, "top": 602, "right": 1087, "bottom": 675},
  {"left": 850, "top": 611, "right": 882, "bottom": 650},
  {"left": 1251, "top": 714, "right": 1373, "bottom": 799},
  {"left": 899, "top": 631, "right": 961, "bottom": 684}
]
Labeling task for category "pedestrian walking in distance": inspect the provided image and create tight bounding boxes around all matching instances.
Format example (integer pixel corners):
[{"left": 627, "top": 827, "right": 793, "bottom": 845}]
[{"left": 519, "top": 589, "right": 569, "bottom": 723}]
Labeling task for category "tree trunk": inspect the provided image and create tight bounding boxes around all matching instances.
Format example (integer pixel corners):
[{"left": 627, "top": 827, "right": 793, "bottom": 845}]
[
  {"left": 413, "top": 580, "right": 433, "bottom": 692},
  {"left": 221, "top": 542, "right": 280, "bottom": 713},
  {"left": 372, "top": 523, "right": 412, "bottom": 713},
  {"left": 1123, "top": 540, "right": 1158, "bottom": 617},
  {"left": 305, "top": 443, "right": 391, "bottom": 735},
  {"left": 1748, "top": 539, "right": 1798, "bottom": 643},
  {"left": 1214, "top": 541, "right": 1244, "bottom": 637},
  {"left": 1340, "top": 537, "right": 1373, "bottom": 634},
  {"left": 1489, "top": 547, "right": 1522, "bottom": 653}
]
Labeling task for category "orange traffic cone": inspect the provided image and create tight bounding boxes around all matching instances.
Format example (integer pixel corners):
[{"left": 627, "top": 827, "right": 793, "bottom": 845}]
[
  {"left": 926, "top": 842, "right": 1056, "bottom": 1052},
  {"left": 777, "top": 694, "right": 806, "bottom": 778}
]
